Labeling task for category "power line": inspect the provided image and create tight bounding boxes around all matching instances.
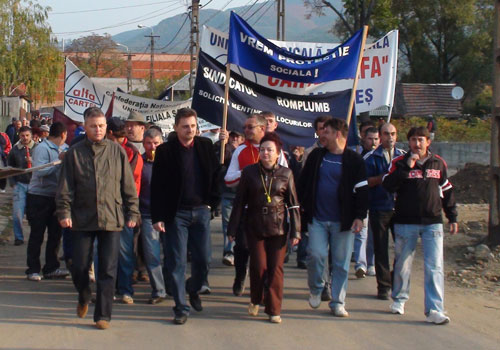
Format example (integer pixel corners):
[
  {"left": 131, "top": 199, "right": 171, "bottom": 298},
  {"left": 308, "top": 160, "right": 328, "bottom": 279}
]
[
  {"left": 240, "top": 0, "right": 260, "bottom": 19},
  {"left": 246, "top": 0, "right": 271, "bottom": 23},
  {"left": 201, "top": 0, "right": 236, "bottom": 26},
  {"left": 50, "top": 1, "right": 178, "bottom": 15},
  {"left": 156, "top": 13, "right": 190, "bottom": 51},
  {"left": 53, "top": 4, "right": 185, "bottom": 35}
]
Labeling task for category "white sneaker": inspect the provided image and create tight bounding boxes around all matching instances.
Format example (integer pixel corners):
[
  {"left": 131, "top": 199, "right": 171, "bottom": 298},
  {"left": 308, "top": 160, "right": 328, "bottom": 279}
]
[
  {"left": 269, "top": 315, "right": 282, "bottom": 323},
  {"left": 44, "top": 268, "right": 69, "bottom": 279},
  {"left": 366, "top": 266, "right": 376, "bottom": 276},
  {"left": 355, "top": 267, "right": 366, "bottom": 279},
  {"left": 308, "top": 293, "right": 321, "bottom": 309},
  {"left": 390, "top": 302, "right": 405, "bottom": 315},
  {"left": 27, "top": 273, "right": 42, "bottom": 281},
  {"left": 331, "top": 304, "right": 349, "bottom": 317},
  {"left": 248, "top": 303, "right": 259, "bottom": 316},
  {"left": 426, "top": 310, "right": 450, "bottom": 325},
  {"left": 222, "top": 253, "right": 234, "bottom": 266},
  {"left": 121, "top": 295, "right": 134, "bottom": 304}
]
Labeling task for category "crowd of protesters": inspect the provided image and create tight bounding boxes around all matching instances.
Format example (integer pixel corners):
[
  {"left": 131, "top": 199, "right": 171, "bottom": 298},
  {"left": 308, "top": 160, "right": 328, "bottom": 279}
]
[{"left": 2, "top": 106, "right": 458, "bottom": 330}]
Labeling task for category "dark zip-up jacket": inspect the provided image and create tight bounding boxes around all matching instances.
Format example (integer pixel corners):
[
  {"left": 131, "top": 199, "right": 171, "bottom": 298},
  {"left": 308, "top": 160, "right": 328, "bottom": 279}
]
[
  {"left": 56, "top": 138, "right": 139, "bottom": 231},
  {"left": 297, "top": 147, "right": 368, "bottom": 232},
  {"left": 150, "top": 135, "right": 220, "bottom": 224},
  {"left": 227, "top": 163, "right": 301, "bottom": 240},
  {"left": 7, "top": 140, "right": 36, "bottom": 184},
  {"left": 382, "top": 152, "right": 457, "bottom": 225}
]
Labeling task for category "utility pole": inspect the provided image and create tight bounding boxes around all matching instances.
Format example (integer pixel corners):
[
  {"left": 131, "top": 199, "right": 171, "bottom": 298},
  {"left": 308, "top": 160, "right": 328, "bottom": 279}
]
[
  {"left": 489, "top": 1, "right": 500, "bottom": 246},
  {"left": 138, "top": 24, "right": 159, "bottom": 96},
  {"left": 189, "top": 0, "right": 200, "bottom": 96},
  {"left": 117, "top": 43, "right": 135, "bottom": 93},
  {"left": 276, "top": 0, "right": 285, "bottom": 40}
]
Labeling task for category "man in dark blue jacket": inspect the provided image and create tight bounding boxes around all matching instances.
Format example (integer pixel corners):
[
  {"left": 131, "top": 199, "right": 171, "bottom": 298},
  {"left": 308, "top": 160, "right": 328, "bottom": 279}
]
[
  {"left": 298, "top": 118, "right": 368, "bottom": 317},
  {"left": 363, "top": 123, "right": 405, "bottom": 299}
]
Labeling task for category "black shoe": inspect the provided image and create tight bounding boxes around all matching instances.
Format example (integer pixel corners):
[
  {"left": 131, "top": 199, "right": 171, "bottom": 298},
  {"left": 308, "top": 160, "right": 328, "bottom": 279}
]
[
  {"left": 232, "top": 278, "right": 245, "bottom": 296},
  {"left": 148, "top": 296, "right": 165, "bottom": 305},
  {"left": 377, "top": 291, "right": 390, "bottom": 300},
  {"left": 14, "top": 239, "right": 24, "bottom": 246},
  {"left": 189, "top": 293, "right": 203, "bottom": 312},
  {"left": 321, "top": 284, "right": 332, "bottom": 302},
  {"left": 173, "top": 314, "right": 188, "bottom": 325},
  {"left": 297, "top": 261, "right": 307, "bottom": 269}
]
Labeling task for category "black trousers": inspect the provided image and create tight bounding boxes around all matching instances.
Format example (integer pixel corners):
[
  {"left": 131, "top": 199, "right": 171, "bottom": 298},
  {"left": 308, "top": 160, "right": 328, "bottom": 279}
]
[
  {"left": 369, "top": 210, "right": 395, "bottom": 293},
  {"left": 25, "top": 194, "right": 62, "bottom": 275},
  {"left": 71, "top": 230, "right": 120, "bottom": 322},
  {"left": 234, "top": 218, "right": 249, "bottom": 282}
]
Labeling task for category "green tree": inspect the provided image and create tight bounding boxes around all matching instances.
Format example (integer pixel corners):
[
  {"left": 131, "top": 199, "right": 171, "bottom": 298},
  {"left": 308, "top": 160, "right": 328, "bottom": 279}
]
[
  {"left": 304, "top": 0, "right": 493, "bottom": 111},
  {"left": 304, "top": 0, "right": 394, "bottom": 38},
  {"left": 67, "top": 34, "right": 124, "bottom": 77},
  {"left": 0, "top": 0, "right": 62, "bottom": 104},
  {"left": 379, "top": 0, "right": 493, "bottom": 106}
]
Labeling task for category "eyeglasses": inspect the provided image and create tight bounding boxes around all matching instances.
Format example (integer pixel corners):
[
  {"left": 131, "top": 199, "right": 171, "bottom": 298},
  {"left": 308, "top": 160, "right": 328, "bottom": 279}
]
[{"left": 243, "top": 124, "right": 258, "bottom": 130}]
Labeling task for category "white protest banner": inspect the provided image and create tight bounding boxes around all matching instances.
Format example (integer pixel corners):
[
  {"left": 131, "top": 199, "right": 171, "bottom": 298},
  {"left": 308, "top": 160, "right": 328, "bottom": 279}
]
[
  {"left": 201, "top": 26, "right": 398, "bottom": 114},
  {"left": 110, "top": 91, "right": 192, "bottom": 134},
  {"left": 64, "top": 58, "right": 113, "bottom": 122}
]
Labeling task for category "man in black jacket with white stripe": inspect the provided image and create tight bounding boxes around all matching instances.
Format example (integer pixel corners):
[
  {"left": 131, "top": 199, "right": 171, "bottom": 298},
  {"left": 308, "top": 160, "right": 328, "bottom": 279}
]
[
  {"left": 298, "top": 117, "right": 368, "bottom": 317},
  {"left": 383, "top": 126, "right": 458, "bottom": 325}
]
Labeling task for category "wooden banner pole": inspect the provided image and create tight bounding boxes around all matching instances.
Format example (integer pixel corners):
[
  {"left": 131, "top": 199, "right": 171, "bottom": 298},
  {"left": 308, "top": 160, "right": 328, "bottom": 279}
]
[
  {"left": 346, "top": 25, "right": 369, "bottom": 128},
  {"left": 220, "top": 63, "right": 232, "bottom": 164}
]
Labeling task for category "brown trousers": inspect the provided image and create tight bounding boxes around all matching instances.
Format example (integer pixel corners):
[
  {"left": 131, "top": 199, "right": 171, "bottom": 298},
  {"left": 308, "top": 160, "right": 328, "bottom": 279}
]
[{"left": 247, "top": 233, "right": 287, "bottom": 316}]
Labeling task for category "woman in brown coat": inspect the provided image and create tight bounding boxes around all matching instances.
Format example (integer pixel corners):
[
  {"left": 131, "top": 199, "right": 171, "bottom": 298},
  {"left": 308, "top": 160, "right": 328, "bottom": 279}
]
[{"left": 228, "top": 132, "right": 301, "bottom": 324}]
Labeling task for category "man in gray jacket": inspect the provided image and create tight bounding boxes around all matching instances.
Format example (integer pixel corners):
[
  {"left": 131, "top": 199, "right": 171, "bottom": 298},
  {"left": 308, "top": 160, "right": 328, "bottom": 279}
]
[
  {"left": 26, "top": 122, "right": 69, "bottom": 281},
  {"left": 56, "top": 107, "right": 139, "bottom": 330}
]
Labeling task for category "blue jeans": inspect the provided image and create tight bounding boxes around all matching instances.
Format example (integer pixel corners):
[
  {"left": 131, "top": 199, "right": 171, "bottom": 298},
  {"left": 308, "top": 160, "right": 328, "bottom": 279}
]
[
  {"left": 220, "top": 197, "right": 235, "bottom": 255},
  {"left": 141, "top": 217, "right": 166, "bottom": 298},
  {"left": 117, "top": 225, "right": 135, "bottom": 296},
  {"left": 392, "top": 223, "right": 445, "bottom": 314},
  {"left": 354, "top": 218, "right": 375, "bottom": 270},
  {"left": 164, "top": 206, "right": 211, "bottom": 316},
  {"left": 12, "top": 182, "right": 28, "bottom": 241},
  {"left": 307, "top": 219, "right": 354, "bottom": 307}
]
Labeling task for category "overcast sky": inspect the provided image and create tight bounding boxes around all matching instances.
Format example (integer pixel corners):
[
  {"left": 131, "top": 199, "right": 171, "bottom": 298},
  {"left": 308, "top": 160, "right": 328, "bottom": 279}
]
[{"left": 38, "top": 0, "right": 259, "bottom": 39}]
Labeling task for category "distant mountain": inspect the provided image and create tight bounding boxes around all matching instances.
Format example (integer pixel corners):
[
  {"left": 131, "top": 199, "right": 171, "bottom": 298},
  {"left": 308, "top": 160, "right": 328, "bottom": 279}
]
[{"left": 112, "top": 0, "right": 342, "bottom": 54}]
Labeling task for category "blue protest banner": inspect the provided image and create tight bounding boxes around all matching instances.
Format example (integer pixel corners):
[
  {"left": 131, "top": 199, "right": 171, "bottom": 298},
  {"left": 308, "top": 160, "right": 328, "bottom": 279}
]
[
  {"left": 227, "top": 12, "right": 363, "bottom": 84},
  {"left": 192, "top": 51, "right": 358, "bottom": 148}
]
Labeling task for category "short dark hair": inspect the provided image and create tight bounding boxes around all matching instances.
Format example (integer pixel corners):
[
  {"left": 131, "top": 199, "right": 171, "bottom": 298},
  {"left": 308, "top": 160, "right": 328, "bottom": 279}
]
[
  {"left": 83, "top": 107, "right": 104, "bottom": 120},
  {"left": 144, "top": 127, "right": 163, "bottom": 140},
  {"left": 324, "top": 118, "right": 348, "bottom": 138},
  {"left": 364, "top": 126, "right": 379, "bottom": 136},
  {"left": 49, "top": 122, "right": 67, "bottom": 138},
  {"left": 359, "top": 120, "right": 376, "bottom": 133},
  {"left": 407, "top": 126, "right": 430, "bottom": 140},
  {"left": 30, "top": 119, "right": 41, "bottom": 129},
  {"left": 260, "top": 132, "right": 283, "bottom": 154},
  {"left": 174, "top": 108, "right": 197, "bottom": 125},
  {"left": 19, "top": 126, "right": 32, "bottom": 134},
  {"left": 313, "top": 115, "right": 332, "bottom": 132}
]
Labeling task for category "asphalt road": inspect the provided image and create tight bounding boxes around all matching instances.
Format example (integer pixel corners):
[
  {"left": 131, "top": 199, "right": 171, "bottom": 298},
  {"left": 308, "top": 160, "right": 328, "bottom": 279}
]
[{"left": 0, "top": 202, "right": 498, "bottom": 350}]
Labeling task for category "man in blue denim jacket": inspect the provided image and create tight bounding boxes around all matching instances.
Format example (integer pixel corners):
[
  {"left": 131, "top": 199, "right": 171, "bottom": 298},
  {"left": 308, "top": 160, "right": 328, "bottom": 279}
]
[
  {"left": 26, "top": 122, "right": 69, "bottom": 281},
  {"left": 363, "top": 123, "right": 405, "bottom": 300}
]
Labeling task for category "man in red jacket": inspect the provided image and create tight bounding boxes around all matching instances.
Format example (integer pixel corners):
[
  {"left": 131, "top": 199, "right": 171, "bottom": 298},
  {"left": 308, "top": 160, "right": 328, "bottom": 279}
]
[{"left": 106, "top": 117, "right": 143, "bottom": 304}]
